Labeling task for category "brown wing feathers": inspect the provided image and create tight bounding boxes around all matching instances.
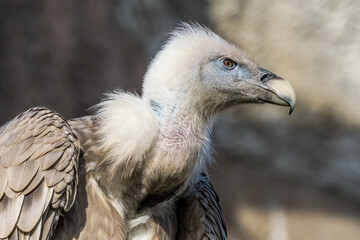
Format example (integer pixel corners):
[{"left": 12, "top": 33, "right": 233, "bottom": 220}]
[
  {"left": 198, "top": 174, "right": 227, "bottom": 239},
  {"left": 0, "top": 107, "right": 79, "bottom": 240},
  {"left": 177, "top": 173, "right": 227, "bottom": 240}
]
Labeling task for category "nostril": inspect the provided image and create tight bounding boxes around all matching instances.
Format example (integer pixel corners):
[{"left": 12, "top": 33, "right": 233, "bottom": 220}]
[
  {"left": 260, "top": 73, "right": 270, "bottom": 82},
  {"left": 260, "top": 73, "right": 275, "bottom": 83},
  {"left": 258, "top": 67, "right": 277, "bottom": 83}
]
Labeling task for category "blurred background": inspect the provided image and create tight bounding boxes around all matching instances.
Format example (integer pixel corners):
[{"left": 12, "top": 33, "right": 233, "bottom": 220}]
[{"left": 1, "top": 0, "right": 360, "bottom": 239}]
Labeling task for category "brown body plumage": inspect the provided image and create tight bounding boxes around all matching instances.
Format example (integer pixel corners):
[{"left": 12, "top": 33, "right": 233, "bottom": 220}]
[
  {"left": 0, "top": 110, "right": 226, "bottom": 239},
  {"left": 0, "top": 23, "right": 295, "bottom": 239}
]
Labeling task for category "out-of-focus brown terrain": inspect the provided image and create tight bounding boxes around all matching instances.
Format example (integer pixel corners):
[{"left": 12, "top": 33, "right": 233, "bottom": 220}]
[{"left": 1, "top": 1, "right": 360, "bottom": 239}]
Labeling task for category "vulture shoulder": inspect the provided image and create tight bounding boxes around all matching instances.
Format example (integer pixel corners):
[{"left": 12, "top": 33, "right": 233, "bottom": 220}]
[
  {"left": 0, "top": 107, "right": 80, "bottom": 240},
  {"left": 176, "top": 173, "right": 227, "bottom": 240}
]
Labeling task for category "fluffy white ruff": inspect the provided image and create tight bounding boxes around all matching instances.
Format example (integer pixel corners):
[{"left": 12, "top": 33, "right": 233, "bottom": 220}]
[{"left": 95, "top": 91, "right": 159, "bottom": 178}]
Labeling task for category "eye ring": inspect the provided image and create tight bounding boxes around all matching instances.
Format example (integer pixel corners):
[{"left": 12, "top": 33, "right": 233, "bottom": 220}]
[{"left": 222, "top": 58, "right": 236, "bottom": 70}]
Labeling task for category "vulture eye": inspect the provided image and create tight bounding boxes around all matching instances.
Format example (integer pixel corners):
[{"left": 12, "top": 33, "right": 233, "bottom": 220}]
[{"left": 222, "top": 58, "right": 236, "bottom": 70}]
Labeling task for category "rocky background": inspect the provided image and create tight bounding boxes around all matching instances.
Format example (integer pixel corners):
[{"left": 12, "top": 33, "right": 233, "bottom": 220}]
[{"left": 1, "top": 0, "right": 360, "bottom": 239}]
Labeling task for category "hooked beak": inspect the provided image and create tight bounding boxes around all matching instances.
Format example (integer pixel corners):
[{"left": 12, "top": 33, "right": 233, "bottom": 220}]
[{"left": 259, "top": 68, "right": 296, "bottom": 115}]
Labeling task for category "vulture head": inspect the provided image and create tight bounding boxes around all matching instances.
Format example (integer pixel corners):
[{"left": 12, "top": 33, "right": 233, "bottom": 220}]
[{"left": 142, "top": 23, "right": 296, "bottom": 122}]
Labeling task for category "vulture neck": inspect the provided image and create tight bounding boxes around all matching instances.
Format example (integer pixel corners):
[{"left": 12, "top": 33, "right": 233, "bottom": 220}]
[
  {"left": 156, "top": 105, "right": 210, "bottom": 148},
  {"left": 148, "top": 99, "right": 214, "bottom": 182},
  {"left": 94, "top": 93, "right": 214, "bottom": 217}
]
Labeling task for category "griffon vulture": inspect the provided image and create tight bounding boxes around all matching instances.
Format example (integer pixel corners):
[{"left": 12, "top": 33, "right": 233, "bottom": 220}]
[{"left": 0, "top": 23, "right": 295, "bottom": 239}]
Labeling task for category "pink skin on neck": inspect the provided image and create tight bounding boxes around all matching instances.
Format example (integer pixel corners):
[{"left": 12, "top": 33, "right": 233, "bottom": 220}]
[{"left": 157, "top": 112, "right": 204, "bottom": 150}]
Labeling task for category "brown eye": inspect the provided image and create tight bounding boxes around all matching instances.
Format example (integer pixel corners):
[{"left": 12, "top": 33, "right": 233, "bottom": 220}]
[{"left": 222, "top": 58, "right": 236, "bottom": 70}]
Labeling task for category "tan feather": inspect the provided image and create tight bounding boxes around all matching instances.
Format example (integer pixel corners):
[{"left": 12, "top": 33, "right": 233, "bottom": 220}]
[
  {"left": 38, "top": 150, "right": 64, "bottom": 171},
  {"left": 2, "top": 127, "right": 25, "bottom": 147},
  {"left": 51, "top": 197, "right": 62, "bottom": 209},
  {"left": 64, "top": 169, "right": 74, "bottom": 183},
  {"left": 9, "top": 160, "right": 39, "bottom": 193},
  {"left": 0, "top": 167, "right": 8, "bottom": 199},
  {"left": 41, "top": 189, "right": 54, "bottom": 216},
  {"left": 17, "top": 181, "right": 49, "bottom": 232},
  {"left": 27, "top": 143, "right": 54, "bottom": 162},
  {"left": 64, "top": 184, "right": 76, "bottom": 211},
  {"left": 53, "top": 158, "right": 69, "bottom": 172},
  {"left": 0, "top": 144, "right": 17, "bottom": 167},
  {"left": 28, "top": 124, "right": 48, "bottom": 139},
  {"left": 4, "top": 139, "right": 34, "bottom": 167},
  {"left": 9, "top": 228, "right": 19, "bottom": 240},
  {"left": 0, "top": 195, "right": 24, "bottom": 238},
  {"left": 22, "top": 175, "right": 44, "bottom": 196},
  {"left": 41, "top": 209, "right": 56, "bottom": 240},
  {"left": 5, "top": 185, "right": 22, "bottom": 199},
  {"left": 50, "top": 139, "right": 68, "bottom": 149},
  {"left": 44, "top": 170, "right": 66, "bottom": 188},
  {"left": 52, "top": 180, "right": 67, "bottom": 194},
  {"left": 62, "top": 158, "right": 75, "bottom": 173},
  {"left": 29, "top": 221, "right": 42, "bottom": 240}
]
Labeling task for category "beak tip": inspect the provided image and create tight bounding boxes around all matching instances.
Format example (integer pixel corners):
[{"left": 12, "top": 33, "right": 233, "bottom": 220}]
[
  {"left": 289, "top": 105, "right": 294, "bottom": 115},
  {"left": 288, "top": 97, "right": 296, "bottom": 115}
]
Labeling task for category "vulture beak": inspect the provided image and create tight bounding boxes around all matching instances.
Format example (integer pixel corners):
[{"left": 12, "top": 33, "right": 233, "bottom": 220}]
[{"left": 258, "top": 68, "right": 296, "bottom": 115}]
